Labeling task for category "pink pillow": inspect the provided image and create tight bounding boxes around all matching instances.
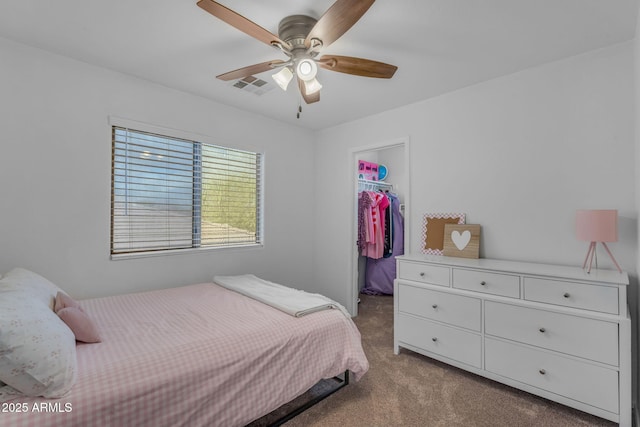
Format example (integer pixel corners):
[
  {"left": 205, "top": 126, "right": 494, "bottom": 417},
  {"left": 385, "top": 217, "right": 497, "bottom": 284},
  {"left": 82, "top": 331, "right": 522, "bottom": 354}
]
[
  {"left": 54, "top": 291, "right": 81, "bottom": 313},
  {"left": 57, "top": 307, "right": 101, "bottom": 343}
]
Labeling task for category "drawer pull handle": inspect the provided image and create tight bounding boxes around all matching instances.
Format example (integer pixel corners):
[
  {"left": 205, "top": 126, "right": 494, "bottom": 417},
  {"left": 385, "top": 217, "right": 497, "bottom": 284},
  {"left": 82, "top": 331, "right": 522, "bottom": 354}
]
[
  {"left": 539, "top": 369, "right": 546, "bottom": 375},
  {"left": 420, "top": 272, "right": 425, "bottom": 277},
  {"left": 480, "top": 281, "right": 486, "bottom": 286},
  {"left": 539, "top": 328, "right": 546, "bottom": 333},
  {"left": 432, "top": 337, "right": 438, "bottom": 342},
  {"left": 563, "top": 292, "right": 570, "bottom": 298},
  {"left": 432, "top": 304, "right": 438, "bottom": 309}
]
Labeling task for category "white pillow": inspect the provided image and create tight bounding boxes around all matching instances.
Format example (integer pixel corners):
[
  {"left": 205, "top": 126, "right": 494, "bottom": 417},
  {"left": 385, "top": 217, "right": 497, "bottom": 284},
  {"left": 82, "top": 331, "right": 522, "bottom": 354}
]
[
  {"left": 0, "top": 268, "right": 63, "bottom": 310},
  {"left": 0, "top": 269, "right": 77, "bottom": 398}
]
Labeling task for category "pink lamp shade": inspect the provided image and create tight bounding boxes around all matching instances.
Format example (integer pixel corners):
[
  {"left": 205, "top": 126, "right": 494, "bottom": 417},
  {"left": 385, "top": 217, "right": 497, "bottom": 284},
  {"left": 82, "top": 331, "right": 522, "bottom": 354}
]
[
  {"left": 576, "top": 209, "right": 618, "bottom": 242},
  {"left": 576, "top": 209, "right": 621, "bottom": 273}
]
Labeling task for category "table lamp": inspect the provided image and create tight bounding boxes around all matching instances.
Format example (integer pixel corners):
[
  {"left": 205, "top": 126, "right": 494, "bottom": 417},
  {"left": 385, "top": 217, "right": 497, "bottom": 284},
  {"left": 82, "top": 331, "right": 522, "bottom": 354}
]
[{"left": 576, "top": 209, "right": 621, "bottom": 273}]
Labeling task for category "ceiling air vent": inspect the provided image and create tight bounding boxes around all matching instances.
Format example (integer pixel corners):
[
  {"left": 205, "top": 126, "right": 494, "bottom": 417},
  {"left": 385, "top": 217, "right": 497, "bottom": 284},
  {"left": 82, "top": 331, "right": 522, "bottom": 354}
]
[{"left": 230, "top": 76, "right": 274, "bottom": 96}]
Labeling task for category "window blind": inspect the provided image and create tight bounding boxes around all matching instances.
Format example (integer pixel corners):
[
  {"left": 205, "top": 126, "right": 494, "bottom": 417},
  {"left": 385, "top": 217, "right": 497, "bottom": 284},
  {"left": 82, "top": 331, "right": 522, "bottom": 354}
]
[{"left": 111, "top": 126, "right": 262, "bottom": 255}]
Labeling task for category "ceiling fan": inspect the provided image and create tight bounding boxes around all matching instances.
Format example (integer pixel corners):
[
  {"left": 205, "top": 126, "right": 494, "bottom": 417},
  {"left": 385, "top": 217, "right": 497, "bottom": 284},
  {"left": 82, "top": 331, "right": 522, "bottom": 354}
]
[{"left": 196, "top": 0, "right": 398, "bottom": 108}]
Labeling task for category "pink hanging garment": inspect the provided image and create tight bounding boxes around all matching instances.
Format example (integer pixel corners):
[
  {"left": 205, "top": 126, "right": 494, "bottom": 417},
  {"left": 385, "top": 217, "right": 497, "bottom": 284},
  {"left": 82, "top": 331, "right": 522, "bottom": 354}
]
[
  {"left": 357, "top": 191, "right": 374, "bottom": 254},
  {"left": 364, "top": 192, "right": 388, "bottom": 259}
]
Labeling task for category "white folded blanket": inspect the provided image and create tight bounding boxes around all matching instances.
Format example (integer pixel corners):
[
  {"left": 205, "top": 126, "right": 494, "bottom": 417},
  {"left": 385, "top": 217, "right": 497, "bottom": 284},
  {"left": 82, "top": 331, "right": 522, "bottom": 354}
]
[{"left": 213, "top": 274, "right": 351, "bottom": 318}]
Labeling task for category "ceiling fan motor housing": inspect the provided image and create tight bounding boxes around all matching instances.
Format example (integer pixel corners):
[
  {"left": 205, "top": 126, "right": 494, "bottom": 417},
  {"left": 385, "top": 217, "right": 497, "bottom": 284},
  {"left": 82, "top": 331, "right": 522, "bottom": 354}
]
[{"left": 278, "top": 15, "right": 317, "bottom": 49}]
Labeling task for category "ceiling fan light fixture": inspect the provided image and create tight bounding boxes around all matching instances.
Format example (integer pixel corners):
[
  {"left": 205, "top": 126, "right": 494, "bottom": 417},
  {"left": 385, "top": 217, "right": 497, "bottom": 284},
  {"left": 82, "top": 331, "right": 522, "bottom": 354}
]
[
  {"left": 296, "top": 58, "right": 317, "bottom": 81},
  {"left": 303, "top": 77, "right": 322, "bottom": 95},
  {"left": 272, "top": 66, "right": 293, "bottom": 91}
]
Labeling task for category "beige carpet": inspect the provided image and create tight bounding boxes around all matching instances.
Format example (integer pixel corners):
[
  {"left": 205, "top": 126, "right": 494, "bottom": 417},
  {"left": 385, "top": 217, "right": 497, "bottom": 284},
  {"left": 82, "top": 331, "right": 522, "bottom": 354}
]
[{"left": 283, "top": 294, "right": 616, "bottom": 427}]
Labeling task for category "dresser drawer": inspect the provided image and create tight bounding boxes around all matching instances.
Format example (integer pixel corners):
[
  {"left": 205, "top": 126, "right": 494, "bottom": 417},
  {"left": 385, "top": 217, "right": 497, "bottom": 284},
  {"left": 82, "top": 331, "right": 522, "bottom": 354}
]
[
  {"left": 397, "top": 261, "right": 449, "bottom": 287},
  {"left": 485, "top": 301, "right": 618, "bottom": 366},
  {"left": 452, "top": 268, "right": 520, "bottom": 298},
  {"left": 485, "top": 338, "right": 619, "bottom": 414},
  {"left": 524, "top": 277, "right": 619, "bottom": 314},
  {"left": 397, "top": 313, "right": 481, "bottom": 368},
  {"left": 398, "top": 283, "right": 481, "bottom": 331}
]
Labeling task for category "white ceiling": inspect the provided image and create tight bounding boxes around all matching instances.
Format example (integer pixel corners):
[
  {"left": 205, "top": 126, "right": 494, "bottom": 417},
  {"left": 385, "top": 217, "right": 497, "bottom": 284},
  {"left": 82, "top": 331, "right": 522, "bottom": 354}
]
[{"left": 0, "top": 1, "right": 637, "bottom": 130}]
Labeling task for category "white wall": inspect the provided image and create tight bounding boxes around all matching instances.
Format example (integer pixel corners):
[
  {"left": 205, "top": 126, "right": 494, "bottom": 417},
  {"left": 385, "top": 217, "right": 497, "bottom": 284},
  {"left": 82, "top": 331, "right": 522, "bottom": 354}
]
[
  {"left": 0, "top": 37, "right": 316, "bottom": 298},
  {"left": 314, "top": 42, "right": 636, "bottom": 310},
  {"left": 376, "top": 146, "right": 406, "bottom": 203}
]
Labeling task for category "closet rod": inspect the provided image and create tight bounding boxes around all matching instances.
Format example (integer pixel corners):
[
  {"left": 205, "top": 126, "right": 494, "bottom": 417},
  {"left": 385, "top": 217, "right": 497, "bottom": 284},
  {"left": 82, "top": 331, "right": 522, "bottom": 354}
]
[{"left": 358, "top": 178, "right": 393, "bottom": 191}]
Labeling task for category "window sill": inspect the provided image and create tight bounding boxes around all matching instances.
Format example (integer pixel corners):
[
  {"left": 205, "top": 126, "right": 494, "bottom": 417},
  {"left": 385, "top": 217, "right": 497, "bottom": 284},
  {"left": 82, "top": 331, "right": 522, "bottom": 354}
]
[{"left": 110, "top": 243, "right": 264, "bottom": 261}]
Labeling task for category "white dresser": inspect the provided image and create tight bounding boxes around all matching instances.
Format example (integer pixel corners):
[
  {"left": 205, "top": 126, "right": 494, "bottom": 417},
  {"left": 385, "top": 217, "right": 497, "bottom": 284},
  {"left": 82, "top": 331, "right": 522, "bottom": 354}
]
[{"left": 394, "top": 254, "right": 631, "bottom": 426}]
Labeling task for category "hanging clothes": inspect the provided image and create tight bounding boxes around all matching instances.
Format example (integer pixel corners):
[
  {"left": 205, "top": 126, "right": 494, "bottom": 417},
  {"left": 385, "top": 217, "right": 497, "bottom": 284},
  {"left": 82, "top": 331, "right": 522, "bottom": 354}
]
[
  {"left": 357, "top": 191, "right": 373, "bottom": 254},
  {"left": 358, "top": 191, "right": 389, "bottom": 259},
  {"left": 368, "top": 192, "right": 389, "bottom": 259},
  {"left": 362, "top": 192, "right": 404, "bottom": 295}
]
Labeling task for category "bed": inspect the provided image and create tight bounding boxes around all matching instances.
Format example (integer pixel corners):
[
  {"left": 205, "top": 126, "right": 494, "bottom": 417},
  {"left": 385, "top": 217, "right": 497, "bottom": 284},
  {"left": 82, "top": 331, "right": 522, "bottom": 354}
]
[{"left": 0, "top": 269, "right": 369, "bottom": 427}]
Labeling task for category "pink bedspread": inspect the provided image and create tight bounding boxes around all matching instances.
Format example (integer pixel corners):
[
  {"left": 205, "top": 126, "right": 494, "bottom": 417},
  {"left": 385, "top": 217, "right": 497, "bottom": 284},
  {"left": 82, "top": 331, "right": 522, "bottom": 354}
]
[{"left": 1, "top": 283, "right": 368, "bottom": 427}]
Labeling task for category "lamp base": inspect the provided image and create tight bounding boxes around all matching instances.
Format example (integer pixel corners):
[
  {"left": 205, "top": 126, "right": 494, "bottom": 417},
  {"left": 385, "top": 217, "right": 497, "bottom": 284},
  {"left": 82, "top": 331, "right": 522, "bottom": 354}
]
[{"left": 582, "top": 241, "right": 622, "bottom": 273}]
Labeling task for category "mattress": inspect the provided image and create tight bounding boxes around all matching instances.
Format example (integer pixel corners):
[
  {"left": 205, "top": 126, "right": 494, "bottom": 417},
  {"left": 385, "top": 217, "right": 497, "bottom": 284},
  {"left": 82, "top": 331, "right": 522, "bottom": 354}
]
[{"left": 1, "top": 283, "right": 368, "bottom": 427}]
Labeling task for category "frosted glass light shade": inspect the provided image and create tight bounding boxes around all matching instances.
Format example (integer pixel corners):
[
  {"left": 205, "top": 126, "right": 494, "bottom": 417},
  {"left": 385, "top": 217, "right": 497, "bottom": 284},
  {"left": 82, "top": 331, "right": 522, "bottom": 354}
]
[
  {"left": 272, "top": 67, "right": 293, "bottom": 91},
  {"left": 296, "top": 58, "right": 317, "bottom": 81},
  {"left": 303, "top": 77, "right": 322, "bottom": 95},
  {"left": 576, "top": 210, "right": 618, "bottom": 242}
]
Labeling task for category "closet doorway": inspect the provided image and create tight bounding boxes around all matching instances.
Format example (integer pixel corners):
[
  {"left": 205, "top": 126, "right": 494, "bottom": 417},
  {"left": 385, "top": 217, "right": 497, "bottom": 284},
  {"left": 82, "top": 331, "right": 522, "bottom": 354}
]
[{"left": 350, "top": 138, "right": 410, "bottom": 316}]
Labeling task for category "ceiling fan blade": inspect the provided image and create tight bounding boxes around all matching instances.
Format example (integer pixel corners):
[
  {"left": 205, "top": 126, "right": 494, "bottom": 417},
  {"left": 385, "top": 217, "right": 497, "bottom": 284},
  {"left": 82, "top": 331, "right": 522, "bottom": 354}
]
[
  {"left": 197, "top": 0, "right": 290, "bottom": 50},
  {"left": 305, "top": 0, "right": 375, "bottom": 48},
  {"left": 298, "top": 79, "right": 320, "bottom": 104},
  {"left": 318, "top": 55, "right": 397, "bottom": 78},
  {"left": 216, "top": 60, "right": 285, "bottom": 81}
]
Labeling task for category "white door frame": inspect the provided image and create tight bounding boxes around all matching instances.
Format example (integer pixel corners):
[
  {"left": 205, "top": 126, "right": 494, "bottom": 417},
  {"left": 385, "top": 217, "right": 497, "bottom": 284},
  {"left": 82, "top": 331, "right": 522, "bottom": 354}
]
[{"left": 348, "top": 137, "right": 411, "bottom": 316}]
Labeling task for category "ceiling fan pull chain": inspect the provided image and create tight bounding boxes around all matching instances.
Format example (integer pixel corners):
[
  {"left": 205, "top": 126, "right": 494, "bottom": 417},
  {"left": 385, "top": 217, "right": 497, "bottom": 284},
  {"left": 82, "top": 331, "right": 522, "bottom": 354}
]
[{"left": 296, "top": 93, "right": 303, "bottom": 119}]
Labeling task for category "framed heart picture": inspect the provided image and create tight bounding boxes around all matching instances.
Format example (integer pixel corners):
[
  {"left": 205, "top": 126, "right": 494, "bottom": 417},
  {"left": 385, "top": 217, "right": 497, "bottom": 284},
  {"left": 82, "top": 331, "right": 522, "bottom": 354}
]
[
  {"left": 443, "top": 224, "right": 481, "bottom": 259},
  {"left": 422, "top": 213, "right": 466, "bottom": 255}
]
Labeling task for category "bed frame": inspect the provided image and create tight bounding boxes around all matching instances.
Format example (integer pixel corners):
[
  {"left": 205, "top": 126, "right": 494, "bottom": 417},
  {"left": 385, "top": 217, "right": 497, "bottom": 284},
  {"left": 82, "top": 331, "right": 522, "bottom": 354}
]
[{"left": 248, "top": 371, "right": 350, "bottom": 426}]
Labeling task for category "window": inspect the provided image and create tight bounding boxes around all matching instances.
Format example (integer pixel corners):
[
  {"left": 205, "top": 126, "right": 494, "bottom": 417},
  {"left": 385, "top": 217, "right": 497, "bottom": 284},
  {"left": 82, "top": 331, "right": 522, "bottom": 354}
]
[{"left": 111, "top": 125, "right": 262, "bottom": 256}]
